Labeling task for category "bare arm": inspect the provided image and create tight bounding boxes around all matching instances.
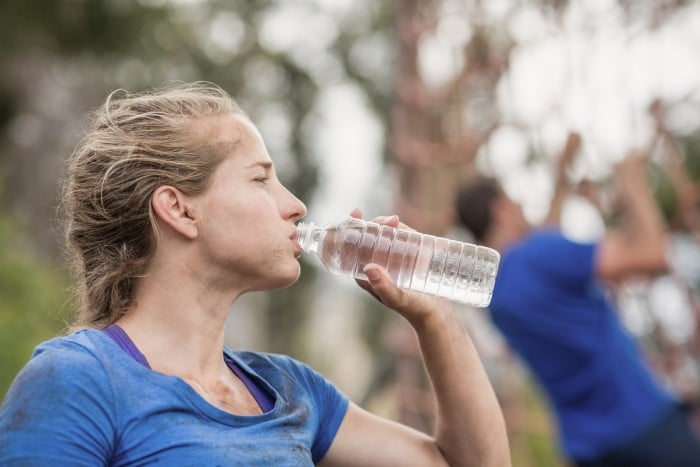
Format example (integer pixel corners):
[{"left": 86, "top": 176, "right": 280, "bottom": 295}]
[
  {"left": 543, "top": 132, "right": 582, "bottom": 226},
  {"left": 596, "top": 152, "right": 669, "bottom": 282},
  {"left": 320, "top": 213, "right": 511, "bottom": 467}
]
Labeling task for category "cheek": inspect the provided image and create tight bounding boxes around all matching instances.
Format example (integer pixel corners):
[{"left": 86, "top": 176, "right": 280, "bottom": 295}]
[{"left": 207, "top": 197, "right": 256, "bottom": 230}]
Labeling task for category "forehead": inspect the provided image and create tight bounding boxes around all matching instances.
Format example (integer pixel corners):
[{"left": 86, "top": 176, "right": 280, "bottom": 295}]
[{"left": 190, "top": 113, "right": 267, "bottom": 159}]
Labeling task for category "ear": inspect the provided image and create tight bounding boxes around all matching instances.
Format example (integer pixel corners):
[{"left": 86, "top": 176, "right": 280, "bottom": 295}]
[{"left": 151, "top": 186, "right": 199, "bottom": 240}]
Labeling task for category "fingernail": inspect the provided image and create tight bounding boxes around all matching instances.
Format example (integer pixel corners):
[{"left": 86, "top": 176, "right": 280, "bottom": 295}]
[{"left": 365, "top": 267, "right": 381, "bottom": 281}]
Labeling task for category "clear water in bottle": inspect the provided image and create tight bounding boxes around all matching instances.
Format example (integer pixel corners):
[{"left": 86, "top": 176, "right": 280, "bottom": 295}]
[{"left": 296, "top": 216, "right": 500, "bottom": 307}]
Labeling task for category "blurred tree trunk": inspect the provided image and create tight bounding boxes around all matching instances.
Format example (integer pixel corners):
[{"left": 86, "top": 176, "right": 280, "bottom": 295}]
[
  {"left": 384, "top": 0, "right": 511, "bottom": 435},
  {"left": 390, "top": 0, "right": 506, "bottom": 236}
]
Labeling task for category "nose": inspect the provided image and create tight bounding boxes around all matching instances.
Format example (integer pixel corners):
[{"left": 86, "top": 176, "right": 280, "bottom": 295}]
[
  {"left": 283, "top": 187, "right": 307, "bottom": 222},
  {"left": 293, "top": 196, "right": 308, "bottom": 221}
]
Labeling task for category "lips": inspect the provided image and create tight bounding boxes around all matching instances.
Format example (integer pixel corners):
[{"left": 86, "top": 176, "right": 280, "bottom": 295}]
[{"left": 291, "top": 231, "right": 302, "bottom": 257}]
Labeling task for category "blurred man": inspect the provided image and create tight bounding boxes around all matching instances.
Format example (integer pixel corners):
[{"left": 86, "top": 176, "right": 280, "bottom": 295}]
[{"left": 456, "top": 137, "right": 700, "bottom": 467}]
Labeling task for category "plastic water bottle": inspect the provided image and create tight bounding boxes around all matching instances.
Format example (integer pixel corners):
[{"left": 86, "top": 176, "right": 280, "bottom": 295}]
[{"left": 296, "top": 216, "right": 500, "bottom": 307}]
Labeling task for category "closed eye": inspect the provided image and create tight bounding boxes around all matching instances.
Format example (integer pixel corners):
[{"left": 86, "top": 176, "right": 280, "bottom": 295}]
[{"left": 254, "top": 175, "right": 269, "bottom": 184}]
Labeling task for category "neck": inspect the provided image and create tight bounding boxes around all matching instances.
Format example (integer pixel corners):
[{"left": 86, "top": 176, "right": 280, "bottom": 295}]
[
  {"left": 116, "top": 257, "right": 239, "bottom": 382},
  {"left": 483, "top": 226, "right": 526, "bottom": 252}
]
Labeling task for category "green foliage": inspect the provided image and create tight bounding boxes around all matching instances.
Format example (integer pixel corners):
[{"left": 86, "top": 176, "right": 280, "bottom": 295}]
[
  {"left": 509, "top": 378, "right": 564, "bottom": 467},
  {"left": 0, "top": 0, "right": 167, "bottom": 58},
  {"left": 681, "top": 133, "right": 700, "bottom": 181},
  {"left": 0, "top": 214, "right": 69, "bottom": 399},
  {"left": 652, "top": 130, "right": 700, "bottom": 224},
  {"left": 651, "top": 163, "right": 679, "bottom": 222}
]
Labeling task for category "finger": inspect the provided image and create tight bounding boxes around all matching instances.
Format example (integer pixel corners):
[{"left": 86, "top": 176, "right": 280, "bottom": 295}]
[
  {"left": 396, "top": 221, "right": 416, "bottom": 232},
  {"left": 567, "top": 132, "right": 582, "bottom": 149},
  {"left": 355, "top": 277, "right": 382, "bottom": 303},
  {"left": 370, "top": 215, "right": 400, "bottom": 228},
  {"left": 350, "top": 208, "right": 363, "bottom": 219},
  {"left": 363, "top": 264, "right": 406, "bottom": 310}
]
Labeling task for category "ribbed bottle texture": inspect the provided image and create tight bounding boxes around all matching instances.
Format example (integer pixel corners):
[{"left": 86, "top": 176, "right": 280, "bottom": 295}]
[{"left": 297, "top": 217, "right": 500, "bottom": 307}]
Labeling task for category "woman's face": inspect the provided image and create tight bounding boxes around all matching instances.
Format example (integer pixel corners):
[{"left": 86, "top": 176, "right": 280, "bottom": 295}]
[{"left": 188, "top": 113, "right": 307, "bottom": 293}]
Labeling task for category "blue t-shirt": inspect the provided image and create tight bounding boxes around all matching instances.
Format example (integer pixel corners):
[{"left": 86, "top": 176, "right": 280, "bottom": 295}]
[
  {"left": 489, "top": 229, "right": 675, "bottom": 461},
  {"left": 0, "top": 329, "right": 349, "bottom": 466}
]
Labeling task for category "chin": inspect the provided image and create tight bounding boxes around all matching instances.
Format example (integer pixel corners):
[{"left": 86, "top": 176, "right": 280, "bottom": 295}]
[
  {"left": 265, "top": 266, "right": 301, "bottom": 290},
  {"left": 279, "top": 273, "right": 301, "bottom": 289}
]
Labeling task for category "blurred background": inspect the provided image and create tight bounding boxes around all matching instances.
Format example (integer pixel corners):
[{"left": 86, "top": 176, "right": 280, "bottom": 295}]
[{"left": 1, "top": 1, "right": 700, "bottom": 465}]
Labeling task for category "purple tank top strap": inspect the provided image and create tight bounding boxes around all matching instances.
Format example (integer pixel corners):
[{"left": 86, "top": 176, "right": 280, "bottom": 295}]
[
  {"left": 224, "top": 353, "right": 274, "bottom": 413},
  {"left": 103, "top": 324, "right": 151, "bottom": 368}
]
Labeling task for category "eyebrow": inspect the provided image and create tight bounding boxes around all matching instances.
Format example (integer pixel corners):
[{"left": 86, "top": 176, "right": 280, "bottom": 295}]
[{"left": 245, "top": 161, "right": 273, "bottom": 170}]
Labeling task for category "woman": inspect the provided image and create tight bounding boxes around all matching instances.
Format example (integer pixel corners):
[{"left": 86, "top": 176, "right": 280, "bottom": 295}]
[{"left": 0, "top": 82, "right": 510, "bottom": 466}]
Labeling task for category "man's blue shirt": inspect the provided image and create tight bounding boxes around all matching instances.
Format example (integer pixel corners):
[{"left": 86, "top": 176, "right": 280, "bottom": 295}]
[
  {"left": 489, "top": 229, "right": 675, "bottom": 461},
  {"left": 0, "top": 329, "right": 349, "bottom": 466}
]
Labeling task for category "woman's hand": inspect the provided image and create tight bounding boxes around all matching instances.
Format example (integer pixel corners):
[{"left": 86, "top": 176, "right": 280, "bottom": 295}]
[{"left": 348, "top": 208, "right": 451, "bottom": 328}]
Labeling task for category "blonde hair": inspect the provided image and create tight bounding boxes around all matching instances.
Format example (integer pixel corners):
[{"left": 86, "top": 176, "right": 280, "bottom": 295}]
[{"left": 63, "top": 82, "right": 244, "bottom": 330}]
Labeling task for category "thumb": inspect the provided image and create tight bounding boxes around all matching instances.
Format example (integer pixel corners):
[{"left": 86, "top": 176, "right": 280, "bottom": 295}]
[{"left": 363, "top": 264, "right": 406, "bottom": 310}]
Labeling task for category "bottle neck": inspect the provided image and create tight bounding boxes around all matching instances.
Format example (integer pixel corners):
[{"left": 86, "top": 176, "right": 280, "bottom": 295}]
[{"left": 296, "top": 221, "right": 321, "bottom": 254}]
